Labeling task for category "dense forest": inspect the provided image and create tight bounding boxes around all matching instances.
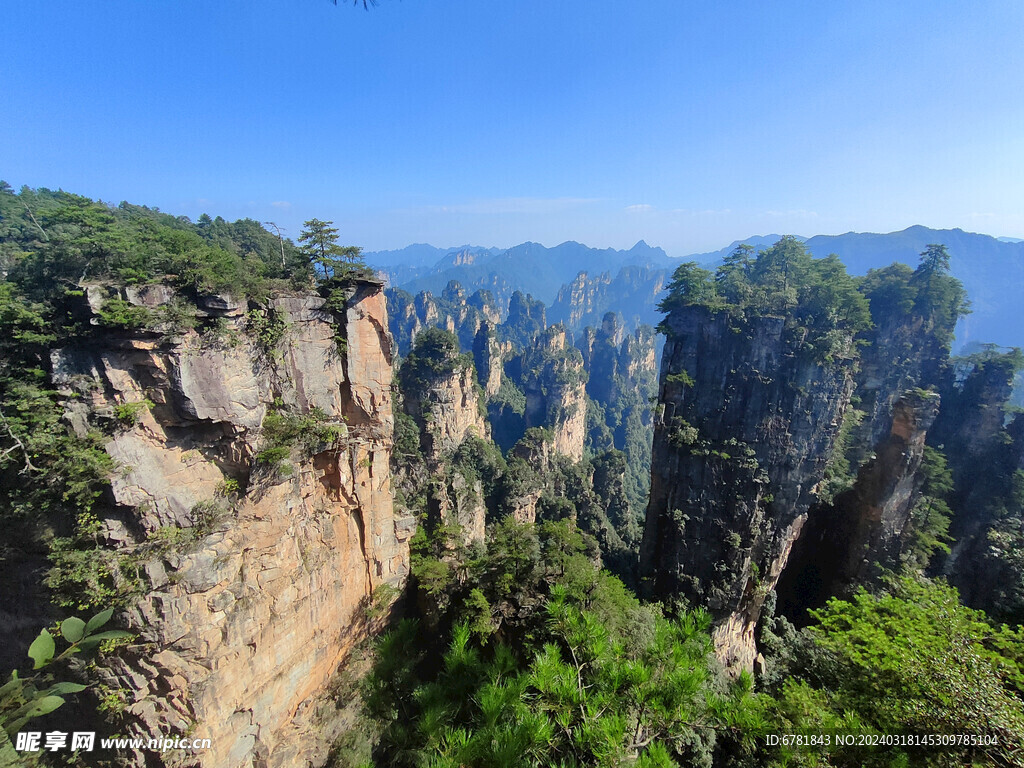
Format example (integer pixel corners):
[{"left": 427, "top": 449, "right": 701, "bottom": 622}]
[{"left": 3, "top": 185, "right": 1024, "bottom": 768}]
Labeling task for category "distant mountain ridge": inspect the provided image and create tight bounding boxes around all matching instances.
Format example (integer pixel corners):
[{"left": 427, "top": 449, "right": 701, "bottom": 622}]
[
  {"left": 368, "top": 239, "right": 671, "bottom": 309},
  {"left": 368, "top": 226, "right": 1024, "bottom": 351}
]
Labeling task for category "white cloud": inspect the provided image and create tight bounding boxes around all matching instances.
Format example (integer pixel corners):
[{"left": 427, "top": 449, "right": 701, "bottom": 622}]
[
  {"left": 624, "top": 204, "right": 654, "bottom": 212},
  {"left": 271, "top": 201, "right": 292, "bottom": 209}
]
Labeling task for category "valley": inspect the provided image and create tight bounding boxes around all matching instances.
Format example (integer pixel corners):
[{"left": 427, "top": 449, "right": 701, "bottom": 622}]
[{"left": 2, "top": 187, "right": 1024, "bottom": 767}]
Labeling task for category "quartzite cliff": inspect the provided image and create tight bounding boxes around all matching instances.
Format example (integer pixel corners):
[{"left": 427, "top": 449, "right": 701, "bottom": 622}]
[{"left": 47, "top": 279, "right": 409, "bottom": 768}]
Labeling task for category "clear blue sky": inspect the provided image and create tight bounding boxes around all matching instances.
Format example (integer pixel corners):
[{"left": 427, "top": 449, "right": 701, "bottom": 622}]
[{"left": 3, "top": 1, "right": 1023, "bottom": 256}]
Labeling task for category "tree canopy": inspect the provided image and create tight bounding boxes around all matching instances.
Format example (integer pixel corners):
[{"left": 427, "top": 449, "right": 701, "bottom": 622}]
[
  {"left": 298, "top": 218, "right": 369, "bottom": 282},
  {"left": 657, "top": 237, "right": 871, "bottom": 362}
]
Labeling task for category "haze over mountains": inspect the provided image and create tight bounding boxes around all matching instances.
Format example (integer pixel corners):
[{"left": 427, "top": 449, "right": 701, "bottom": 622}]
[{"left": 366, "top": 226, "right": 1024, "bottom": 353}]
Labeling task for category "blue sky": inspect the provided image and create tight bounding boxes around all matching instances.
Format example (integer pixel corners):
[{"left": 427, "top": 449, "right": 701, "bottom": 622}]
[{"left": 3, "top": 1, "right": 1023, "bottom": 256}]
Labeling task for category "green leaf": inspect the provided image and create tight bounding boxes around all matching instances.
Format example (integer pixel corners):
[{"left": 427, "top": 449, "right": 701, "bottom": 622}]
[
  {"left": 25, "top": 695, "right": 65, "bottom": 717},
  {"left": 42, "top": 682, "right": 87, "bottom": 696},
  {"left": 60, "top": 617, "right": 86, "bottom": 643},
  {"left": 0, "top": 675, "right": 23, "bottom": 698},
  {"left": 84, "top": 607, "right": 114, "bottom": 635},
  {"left": 27, "top": 630, "right": 55, "bottom": 669},
  {"left": 4, "top": 717, "right": 31, "bottom": 738}
]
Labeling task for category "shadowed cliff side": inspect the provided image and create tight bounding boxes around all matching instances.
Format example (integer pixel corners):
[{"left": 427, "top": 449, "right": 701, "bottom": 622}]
[
  {"left": 640, "top": 306, "right": 856, "bottom": 671},
  {"left": 775, "top": 389, "right": 941, "bottom": 617},
  {"left": 639, "top": 240, "right": 870, "bottom": 672}
]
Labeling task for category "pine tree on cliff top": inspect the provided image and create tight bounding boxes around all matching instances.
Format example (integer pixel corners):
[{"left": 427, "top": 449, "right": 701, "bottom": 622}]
[{"left": 298, "top": 218, "right": 368, "bottom": 281}]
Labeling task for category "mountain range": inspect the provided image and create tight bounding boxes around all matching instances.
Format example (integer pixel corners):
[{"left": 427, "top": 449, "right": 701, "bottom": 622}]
[{"left": 365, "top": 226, "right": 1024, "bottom": 352}]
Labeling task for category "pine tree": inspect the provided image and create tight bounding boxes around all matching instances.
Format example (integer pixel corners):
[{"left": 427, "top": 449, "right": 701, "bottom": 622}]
[{"left": 298, "top": 218, "right": 366, "bottom": 281}]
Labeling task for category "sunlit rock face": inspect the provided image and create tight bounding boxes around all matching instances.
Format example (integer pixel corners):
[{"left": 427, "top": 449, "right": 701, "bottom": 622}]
[{"left": 51, "top": 280, "right": 407, "bottom": 768}]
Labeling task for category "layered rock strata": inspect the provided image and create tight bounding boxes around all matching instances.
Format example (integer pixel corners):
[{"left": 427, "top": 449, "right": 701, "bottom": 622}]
[{"left": 51, "top": 280, "right": 407, "bottom": 768}]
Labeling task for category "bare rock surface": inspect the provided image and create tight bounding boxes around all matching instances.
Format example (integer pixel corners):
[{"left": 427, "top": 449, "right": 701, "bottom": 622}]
[{"left": 52, "top": 281, "right": 404, "bottom": 768}]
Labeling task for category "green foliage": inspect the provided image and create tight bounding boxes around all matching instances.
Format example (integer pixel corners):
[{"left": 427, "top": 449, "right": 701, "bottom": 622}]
[
  {"left": 658, "top": 238, "right": 870, "bottom": 364},
  {"left": 4, "top": 190, "right": 298, "bottom": 303},
  {"left": 0, "top": 284, "right": 122, "bottom": 606},
  {"left": 398, "top": 328, "right": 475, "bottom": 394},
  {"left": 375, "top": 506, "right": 766, "bottom": 766},
  {"left": 910, "top": 244, "right": 971, "bottom": 346},
  {"left": 768, "top": 577, "right": 1024, "bottom": 767},
  {"left": 668, "top": 417, "right": 700, "bottom": 449},
  {"left": 392, "top": 410, "right": 422, "bottom": 464},
  {"left": 818, "top": 406, "right": 866, "bottom": 503},
  {"left": 450, "top": 435, "right": 508, "bottom": 515},
  {"left": 666, "top": 369, "right": 695, "bottom": 388},
  {"left": 144, "top": 500, "right": 230, "bottom": 558},
  {"left": 488, "top": 376, "right": 528, "bottom": 453},
  {"left": 256, "top": 404, "right": 347, "bottom": 470},
  {"left": 245, "top": 306, "right": 287, "bottom": 358},
  {"left": 657, "top": 261, "right": 719, "bottom": 317},
  {"left": 299, "top": 218, "right": 371, "bottom": 282},
  {"left": 1, "top": 607, "right": 130, "bottom": 759},
  {"left": 112, "top": 398, "right": 153, "bottom": 427},
  {"left": 861, "top": 246, "right": 971, "bottom": 353},
  {"left": 364, "top": 584, "right": 765, "bottom": 768},
  {"left": 96, "top": 297, "right": 154, "bottom": 330},
  {"left": 901, "top": 446, "right": 953, "bottom": 569}
]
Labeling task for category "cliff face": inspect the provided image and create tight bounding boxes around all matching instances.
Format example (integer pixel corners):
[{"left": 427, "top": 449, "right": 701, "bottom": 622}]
[
  {"left": 930, "top": 354, "right": 1024, "bottom": 603},
  {"left": 50, "top": 280, "right": 407, "bottom": 768},
  {"left": 640, "top": 307, "right": 855, "bottom": 671},
  {"left": 550, "top": 271, "right": 614, "bottom": 330},
  {"left": 547, "top": 266, "right": 667, "bottom": 333},
  {"left": 519, "top": 327, "right": 587, "bottom": 461},
  {"left": 402, "top": 361, "right": 490, "bottom": 462},
  {"left": 852, "top": 312, "right": 946, "bottom": 454},
  {"left": 831, "top": 390, "right": 940, "bottom": 580},
  {"left": 777, "top": 390, "right": 940, "bottom": 614},
  {"left": 472, "top": 321, "right": 504, "bottom": 397}
]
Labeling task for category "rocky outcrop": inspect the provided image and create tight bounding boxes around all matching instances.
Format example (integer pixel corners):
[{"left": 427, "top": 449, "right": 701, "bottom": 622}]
[
  {"left": 473, "top": 321, "right": 503, "bottom": 397},
  {"left": 547, "top": 266, "right": 668, "bottom": 333},
  {"left": 500, "top": 291, "right": 547, "bottom": 350},
  {"left": 50, "top": 280, "right": 407, "bottom": 768},
  {"left": 551, "top": 271, "right": 614, "bottom": 330},
  {"left": 432, "top": 472, "right": 487, "bottom": 543},
  {"left": 930, "top": 352, "right": 1024, "bottom": 598},
  {"left": 640, "top": 306, "right": 856, "bottom": 672},
  {"left": 503, "top": 430, "right": 559, "bottom": 525},
  {"left": 777, "top": 390, "right": 941, "bottom": 613},
  {"left": 403, "top": 362, "right": 490, "bottom": 462},
  {"left": 851, "top": 311, "right": 948, "bottom": 457},
  {"left": 519, "top": 327, "right": 587, "bottom": 461},
  {"left": 831, "top": 390, "right": 940, "bottom": 579},
  {"left": 577, "top": 312, "right": 657, "bottom": 406},
  {"left": 385, "top": 283, "right": 502, "bottom": 357}
]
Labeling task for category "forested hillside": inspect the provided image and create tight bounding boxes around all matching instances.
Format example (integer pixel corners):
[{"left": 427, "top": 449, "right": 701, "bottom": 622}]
[{"left": 3, "top": 185, "right": 1024, "bottom": 768}]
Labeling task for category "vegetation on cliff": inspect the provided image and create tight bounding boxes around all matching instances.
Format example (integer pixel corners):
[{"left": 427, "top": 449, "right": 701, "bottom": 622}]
[
  {"left": 658, "top": 237, "right": 871, "bottom": 363},
  {"left": 0, "top": 184, "right": 369, "bottom": 615},
  {"left": 761, "top": 578, "right": 1024, "bottom": 767},
  {"left": 5, "top": 178, "right": 1024, "bottom": 768},
  {"left": 356, "top": 517, "right": 766, "bottom": 768}
]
